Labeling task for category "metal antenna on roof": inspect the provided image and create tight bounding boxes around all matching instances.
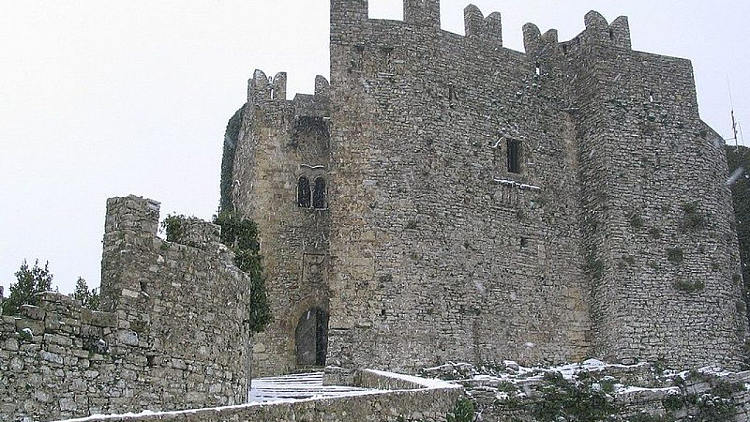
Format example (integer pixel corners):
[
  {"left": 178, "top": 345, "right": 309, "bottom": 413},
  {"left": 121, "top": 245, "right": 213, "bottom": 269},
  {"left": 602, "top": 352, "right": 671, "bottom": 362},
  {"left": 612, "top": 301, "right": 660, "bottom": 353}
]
[{"left": 728, "top": 78, "right": 740, "bottom": 152}]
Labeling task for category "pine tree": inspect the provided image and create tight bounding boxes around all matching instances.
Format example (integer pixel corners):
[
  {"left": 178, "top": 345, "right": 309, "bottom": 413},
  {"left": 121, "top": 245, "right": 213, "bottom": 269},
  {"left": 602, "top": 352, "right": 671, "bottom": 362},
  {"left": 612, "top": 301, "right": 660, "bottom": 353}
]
[
  {"left": 1, "top": 260, "right": 54, "bottom": 316},
  {"left": 73, "top": 277, "right": 90, "bottom": 306},
  {"left": 72, "top": 277, "right": 100, "bottom": 311}
]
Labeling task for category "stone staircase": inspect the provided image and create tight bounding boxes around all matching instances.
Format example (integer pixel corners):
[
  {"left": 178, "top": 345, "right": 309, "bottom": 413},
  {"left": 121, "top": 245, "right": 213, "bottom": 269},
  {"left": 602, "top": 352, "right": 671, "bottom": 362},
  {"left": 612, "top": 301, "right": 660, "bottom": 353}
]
[{"left": 248, "top": 372, "right": 383, "bottom": 403}]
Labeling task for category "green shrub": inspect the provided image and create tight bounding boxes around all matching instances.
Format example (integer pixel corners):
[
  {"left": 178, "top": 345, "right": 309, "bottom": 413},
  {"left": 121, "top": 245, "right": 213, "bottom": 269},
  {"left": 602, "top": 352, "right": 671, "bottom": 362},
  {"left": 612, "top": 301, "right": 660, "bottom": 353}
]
[
  {"left": 629, "top": 212, "right": 645, "bottom": 229},
  {"left": 666, "top": 248, "right": 684, "bottom": 265},
  {"left": 680, "top": 201, "right": 707, "bottom": 231},
  {"left": 446, "top": 398, "right": 475, "bottom": 422},
  {"left": 161, "top": 214, "right": 188, "bottom": 242},
  {"left": 662, "top": 392, "right": 684, "bottom": 411},
  {"left": 531, "top": 373, "right": 621, "bottom": 422},
  {"left": 711, "top": 379, "right": 745, "bottom": 399},
  {"left": 695, "top": 394, "right": 735, "bottom": 420},
  {"left": 2, "top": 260, "right": 54, "bottom": 316},
  {"left": 18, "top": 327, "right": 33, "bottom": 342},
  {"left": 673, "top": 279, "right": 705, "bottom": 293},
  {"left": 72, "top": 277, "right": 99, "bottom": 311},
  {"left": 584, "top": 253, "right": 604, "bottom": 280},
  {"left": 214, "top": 212, "right": 271, "bottom": 333},
  {"left": 600, "top": 378, "right": 617, "bottom": 394}
]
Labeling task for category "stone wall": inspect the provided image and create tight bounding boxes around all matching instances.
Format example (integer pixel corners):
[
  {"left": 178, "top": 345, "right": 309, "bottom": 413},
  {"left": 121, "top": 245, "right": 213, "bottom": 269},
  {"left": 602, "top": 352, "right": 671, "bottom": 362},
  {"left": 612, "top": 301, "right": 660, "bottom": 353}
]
[
  {"left": 326, "top": 0, "right": 591, "bottom": 373},
  {"left": 0, "top": 196, "right": 252, "bottom": 421},
  {"left": 223, "top": 0, "right": 747, "bottom": 376},
  {"left": 60, "top": 371, "right": 463, "bottom": 422},
  {"left": 444, "top": 361, "right": 750, "bottom": 421},
  {"left": 227, "top": 72, "right": 333, "bottom": 376},
  {"left": 551, "top": 11, "right": 747, "bottom": 368},
  {"left": 322, "top": 0, "right": 746, "bottom": 372}
]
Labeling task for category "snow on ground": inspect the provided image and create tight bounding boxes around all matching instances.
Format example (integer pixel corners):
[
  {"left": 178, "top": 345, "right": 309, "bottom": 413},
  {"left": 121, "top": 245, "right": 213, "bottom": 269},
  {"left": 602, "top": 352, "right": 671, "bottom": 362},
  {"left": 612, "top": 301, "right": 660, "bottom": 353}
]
[
  {"left": 54, "top": 372, "right": 378, "bottom": 421},
  {"left": 248, "top": 372, "right": 382, "bottom": 403},
  {"left": 364, "top": 369, "right": 461, "bottom": 390},
  {"left": 425, "top": 358, "right": 650, "bottom": 384},
  {"left": 616, "top": 385, "right": 681, "bottom": 395}
]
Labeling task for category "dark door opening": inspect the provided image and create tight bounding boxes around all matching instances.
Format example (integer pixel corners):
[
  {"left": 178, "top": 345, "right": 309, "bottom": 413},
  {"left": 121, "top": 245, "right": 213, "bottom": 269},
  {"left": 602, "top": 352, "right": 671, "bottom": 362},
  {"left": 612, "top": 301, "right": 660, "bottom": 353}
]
[{"left": 295, "top": 308, "right": 329, "bottom": 367}]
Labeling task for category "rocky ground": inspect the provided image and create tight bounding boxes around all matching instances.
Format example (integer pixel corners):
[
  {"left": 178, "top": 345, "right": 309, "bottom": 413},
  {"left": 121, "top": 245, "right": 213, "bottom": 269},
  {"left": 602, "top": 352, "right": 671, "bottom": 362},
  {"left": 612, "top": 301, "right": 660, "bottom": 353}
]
[{"left": 421, "top": 360, "right": 750, "bottom": 421}]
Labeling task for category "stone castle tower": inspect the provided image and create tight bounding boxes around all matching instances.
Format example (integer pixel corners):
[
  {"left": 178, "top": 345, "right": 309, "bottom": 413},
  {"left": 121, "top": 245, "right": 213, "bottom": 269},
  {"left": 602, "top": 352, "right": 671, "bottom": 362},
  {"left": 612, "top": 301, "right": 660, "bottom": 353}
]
[{"left": 222, "top": 1, "right": 747, "bottom": 376}]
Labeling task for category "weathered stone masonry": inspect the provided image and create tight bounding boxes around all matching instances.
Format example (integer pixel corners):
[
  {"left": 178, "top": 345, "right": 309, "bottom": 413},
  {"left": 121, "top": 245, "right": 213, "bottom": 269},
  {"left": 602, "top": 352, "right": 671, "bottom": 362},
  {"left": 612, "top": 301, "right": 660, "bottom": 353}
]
[
  {"left": 228, "top": 72, "right": 333, "bottom": 376},
  {"left": 225, "top": 0, "right": 748, "bottom": 377},
  {"left": 0, "top": 196, "right": 252, "bottom": 421}
]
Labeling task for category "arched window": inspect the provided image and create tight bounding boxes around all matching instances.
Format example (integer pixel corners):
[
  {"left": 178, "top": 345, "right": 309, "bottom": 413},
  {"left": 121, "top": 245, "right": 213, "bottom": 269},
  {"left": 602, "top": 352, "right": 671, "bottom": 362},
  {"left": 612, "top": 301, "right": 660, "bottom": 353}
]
[
  {"left": 313, "top": 177, "right": 326, "bottom": 209},
  {"left": 298, "top": 176, "right": 311, "bottom": 208}
]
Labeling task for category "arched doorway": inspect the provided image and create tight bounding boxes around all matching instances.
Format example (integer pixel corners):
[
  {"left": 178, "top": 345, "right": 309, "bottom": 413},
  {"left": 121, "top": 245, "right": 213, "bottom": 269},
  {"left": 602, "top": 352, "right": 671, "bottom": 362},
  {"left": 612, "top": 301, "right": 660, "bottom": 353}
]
[{"left": 295, "top": 308, "right": 329, "bottom": 367}]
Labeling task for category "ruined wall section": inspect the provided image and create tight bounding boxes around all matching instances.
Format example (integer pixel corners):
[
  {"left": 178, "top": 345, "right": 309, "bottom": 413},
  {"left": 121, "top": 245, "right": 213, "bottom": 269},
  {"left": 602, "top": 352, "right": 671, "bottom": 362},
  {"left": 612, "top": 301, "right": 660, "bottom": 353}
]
[
  {"left": 0, "top": 196, "right": 252, "bottom": 421},
  {"left": 231, "top": 72, "right": 332, "bottom": 376},
  {"left": 102, "top": 196, "right": 252, "bottom": 398},
  {"left": 545, "top": 12, "right": 747, "bottom": 367},
  {"left": 327, "top": 0, "right": 592, "bottom": 372}
]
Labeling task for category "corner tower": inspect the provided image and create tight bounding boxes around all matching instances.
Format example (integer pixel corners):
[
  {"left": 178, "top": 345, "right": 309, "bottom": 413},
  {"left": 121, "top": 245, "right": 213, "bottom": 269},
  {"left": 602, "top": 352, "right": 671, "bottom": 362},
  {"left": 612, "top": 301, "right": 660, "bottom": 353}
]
[
  {"left": 540, "top": 11, "right": 747, "bottom": 367},
  {"left": 223, "top": 70, "right": 333, "bottom": 375}
]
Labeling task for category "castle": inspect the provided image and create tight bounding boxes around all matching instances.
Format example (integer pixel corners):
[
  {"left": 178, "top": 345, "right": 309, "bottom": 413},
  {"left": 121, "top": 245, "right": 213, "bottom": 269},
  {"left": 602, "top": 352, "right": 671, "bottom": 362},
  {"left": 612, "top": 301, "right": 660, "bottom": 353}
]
[
  {"left": 2, "top": 2, "right": 748, "bottom": 421},
  {"left": 223, "top": 0, "right": 748, "bottom": 377}
]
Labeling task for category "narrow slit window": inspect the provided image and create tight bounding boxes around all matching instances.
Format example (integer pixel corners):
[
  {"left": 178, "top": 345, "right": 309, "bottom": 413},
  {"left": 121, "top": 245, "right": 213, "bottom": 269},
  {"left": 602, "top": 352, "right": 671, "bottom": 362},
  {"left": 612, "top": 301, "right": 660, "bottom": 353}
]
[
  {"left": 507, "top": 140, "right": 522, "bottom": 174},
  {"left": 313, "top": 177, "right": 326, "bottom": 209},
  {"left": 448, "top": 84, "right": 457, "bottom": 108},
  {"left": 298, "top": 176, "right": 311, "bottom": 208}
]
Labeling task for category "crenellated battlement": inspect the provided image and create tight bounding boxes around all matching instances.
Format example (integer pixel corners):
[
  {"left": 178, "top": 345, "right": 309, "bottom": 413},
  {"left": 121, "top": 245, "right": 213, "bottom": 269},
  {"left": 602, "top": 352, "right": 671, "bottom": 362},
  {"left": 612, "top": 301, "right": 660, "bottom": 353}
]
[
  {"left": 524, "top": 10, "right": 631, "bottom": 56},
  {"left": 404, "top": 0, "right": 440, "bottom": 30},
  {"left": 464, "top": 5, "right": 502, "bottom": 45},
  {"left": 331, "top": 1, "right": 632, "bottom": 61},
  {"left": 247, "top": 69, "right": 330, "bottom": 107}
]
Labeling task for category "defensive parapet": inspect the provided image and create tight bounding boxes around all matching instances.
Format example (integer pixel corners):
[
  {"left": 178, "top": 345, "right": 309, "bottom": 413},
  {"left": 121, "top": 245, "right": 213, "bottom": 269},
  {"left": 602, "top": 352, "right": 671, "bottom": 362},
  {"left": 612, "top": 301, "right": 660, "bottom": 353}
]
[
  {"left": 464, "top": 5, "right": 502, "bottom": 45},
  {"left": 524, "top": 11, "right": 631, "bottom": 57},
  {"left": 404, "top": 0, "right": 440, "bottom": 30},
  {"left": 1, "top": 196, "right": 252, "bottom": 421}
]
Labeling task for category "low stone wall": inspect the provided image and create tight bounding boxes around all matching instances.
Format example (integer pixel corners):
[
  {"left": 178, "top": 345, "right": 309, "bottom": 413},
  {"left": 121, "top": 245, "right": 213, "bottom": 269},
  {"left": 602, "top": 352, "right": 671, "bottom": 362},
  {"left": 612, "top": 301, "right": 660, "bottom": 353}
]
[
  {"left": 0, "top": 196, "right": 252, "bottom": 422},
  {"left": 58, "top": 372, "right": 463, "bottom": 422},
  {"left": 1, "top": 294, "right": 134, "bottom": 420},
  {"left": 433, "top": 360, "right": 750, "bottom": 421},
  {"left": 355, "top": 369, "right": 432, "bottom": 390}
]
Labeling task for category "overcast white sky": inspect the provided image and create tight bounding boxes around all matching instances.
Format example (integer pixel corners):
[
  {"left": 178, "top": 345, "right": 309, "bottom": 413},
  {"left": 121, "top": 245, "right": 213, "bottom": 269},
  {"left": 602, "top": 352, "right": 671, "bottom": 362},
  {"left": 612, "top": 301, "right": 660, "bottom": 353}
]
[{"left": 1, "top": 0, "right": 748, "bottom": 295}]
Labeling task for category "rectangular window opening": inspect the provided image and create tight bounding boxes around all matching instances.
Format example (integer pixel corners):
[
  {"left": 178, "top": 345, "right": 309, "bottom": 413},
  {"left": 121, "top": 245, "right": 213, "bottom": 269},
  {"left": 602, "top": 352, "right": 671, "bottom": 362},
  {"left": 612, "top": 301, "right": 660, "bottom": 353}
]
[{"left": 507, "top": 139, "right": 522, "bottom": 174}]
